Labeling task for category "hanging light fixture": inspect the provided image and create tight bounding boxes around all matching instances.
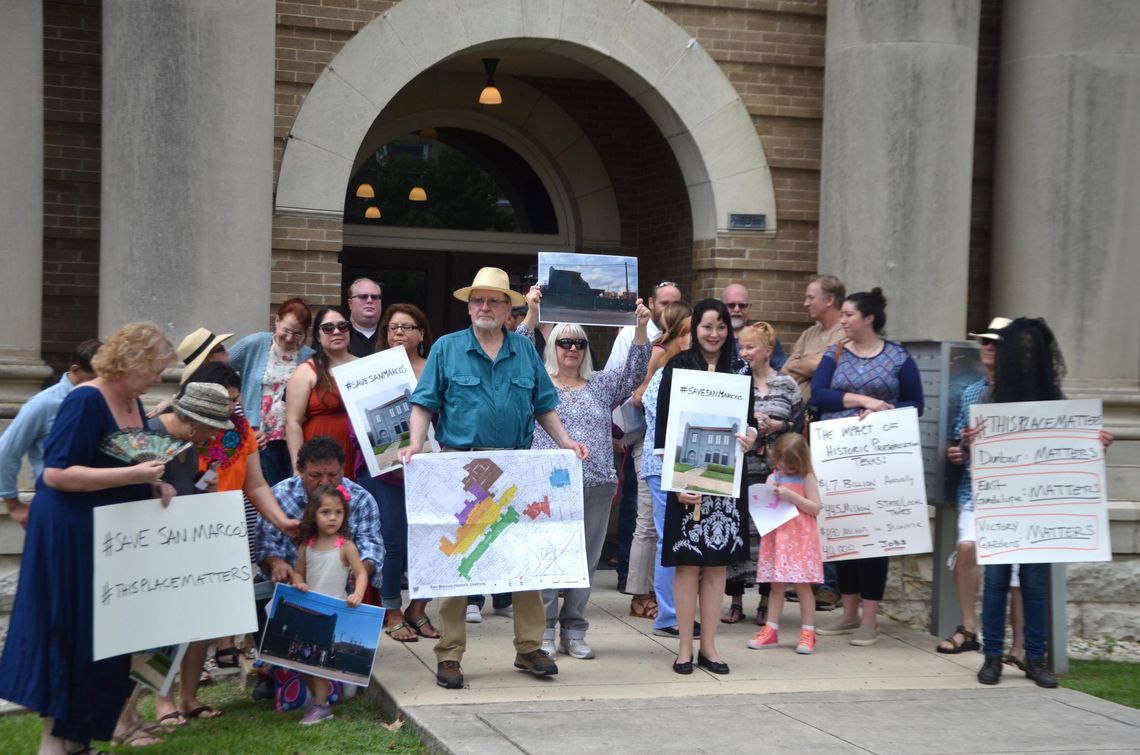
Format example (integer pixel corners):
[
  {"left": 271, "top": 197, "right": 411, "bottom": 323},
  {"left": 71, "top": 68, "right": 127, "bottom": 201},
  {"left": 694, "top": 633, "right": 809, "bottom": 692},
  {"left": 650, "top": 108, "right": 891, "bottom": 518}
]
[
  {"left": 355, "top": 183, "right": 375, "bottom": 199},
  {"left": 418, "top": 126, "right": 438, "bottom": 141},
  {"left": 364, "top": 206, "right": 381, "bottom": 219},
  {"left": 479, "top": 58, "right": 502, "bottom": 105},
  {"left": 408, "top": 184, "right": 427, "bottom": 202}
]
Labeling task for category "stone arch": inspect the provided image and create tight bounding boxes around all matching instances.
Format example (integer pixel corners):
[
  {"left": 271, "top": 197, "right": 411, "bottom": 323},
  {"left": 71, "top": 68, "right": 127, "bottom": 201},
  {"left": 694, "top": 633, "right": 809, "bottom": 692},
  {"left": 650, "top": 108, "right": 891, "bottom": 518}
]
[
  {"left": 352, "top": 70, "right": 623, "bottom": 247},
  {"left": 275, "top": 0, "right": 777, "bottom": 241}
]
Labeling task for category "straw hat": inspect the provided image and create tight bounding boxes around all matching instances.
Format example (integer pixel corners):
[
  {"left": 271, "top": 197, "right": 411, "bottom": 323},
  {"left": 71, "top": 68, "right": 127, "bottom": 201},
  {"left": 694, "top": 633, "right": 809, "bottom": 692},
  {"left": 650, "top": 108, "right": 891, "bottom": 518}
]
[
  {"left": 968, "top": 316, "right": 1012, "bottom": 341},
  {"left": 177, "top": 328, "right": 233, "bottom": 384},
  {"left": 452, "top": 267, "right": 527, "bottom": 307},
  {"left": 171, "top": 382, "right": 234, "bottom": 429}
]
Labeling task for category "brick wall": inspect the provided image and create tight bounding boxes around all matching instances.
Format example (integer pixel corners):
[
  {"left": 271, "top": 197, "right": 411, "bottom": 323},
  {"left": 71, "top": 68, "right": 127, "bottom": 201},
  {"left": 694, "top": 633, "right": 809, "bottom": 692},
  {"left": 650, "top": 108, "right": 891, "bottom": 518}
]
[{"left": 41, "top": 0, "right": 103, "bottom": 375}]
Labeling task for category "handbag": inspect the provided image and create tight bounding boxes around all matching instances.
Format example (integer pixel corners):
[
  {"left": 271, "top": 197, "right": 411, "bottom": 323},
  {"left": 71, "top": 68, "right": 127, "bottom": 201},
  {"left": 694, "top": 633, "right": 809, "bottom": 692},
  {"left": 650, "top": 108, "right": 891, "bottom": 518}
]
[{"left": 803, "top": 341, "right": 846, "bottom": 442}]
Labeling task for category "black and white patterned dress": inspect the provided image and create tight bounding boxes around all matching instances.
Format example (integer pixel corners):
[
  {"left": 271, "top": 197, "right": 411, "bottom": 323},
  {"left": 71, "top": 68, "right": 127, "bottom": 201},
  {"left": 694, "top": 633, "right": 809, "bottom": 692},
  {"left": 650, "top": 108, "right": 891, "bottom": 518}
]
[{"left": 656, "top": 351, "right": 756, "bottom": 567}]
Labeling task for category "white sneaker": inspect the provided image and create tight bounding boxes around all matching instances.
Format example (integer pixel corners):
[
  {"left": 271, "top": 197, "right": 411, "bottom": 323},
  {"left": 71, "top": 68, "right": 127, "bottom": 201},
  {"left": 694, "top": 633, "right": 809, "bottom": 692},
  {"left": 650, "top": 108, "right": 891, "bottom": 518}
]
[
  {"left": 492, "top": 605, "right": 514, "bottom": 618},
  {"left": 560, "top": 638, "right": 595, "bottom": 659},
  {"left": 540, "top": 629, "right": 556, "bottom": 657},
  {"left": 465, "top": 604, "right": 482, "bottom": 623}
]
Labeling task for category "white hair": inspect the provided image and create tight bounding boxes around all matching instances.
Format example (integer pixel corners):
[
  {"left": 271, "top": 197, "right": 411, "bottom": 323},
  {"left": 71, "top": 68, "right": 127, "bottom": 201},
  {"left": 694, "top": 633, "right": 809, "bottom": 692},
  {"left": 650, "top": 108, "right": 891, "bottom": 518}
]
[{"left": 543, "top": 323, "right": 593, "bottom": 380}]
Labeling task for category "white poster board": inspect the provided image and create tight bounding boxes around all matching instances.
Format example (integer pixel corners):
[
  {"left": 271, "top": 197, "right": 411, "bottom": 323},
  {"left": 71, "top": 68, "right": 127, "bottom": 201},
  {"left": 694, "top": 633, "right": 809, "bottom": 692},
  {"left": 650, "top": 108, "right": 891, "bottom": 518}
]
[
  {"left": 809, "top": 407, "right": 931, "bottom": 561},
  {"left": 93, "top": 490, "right": 256, "bottom": 660},
  {"left": 403, "top": 449, "right": 587, "bottom": 598},
  {"left": 747, "top": 483, "right": 799, "bottom": 536},
  {"left": 333, "top": 347, "right": 438, "bottom": 478},
  {"left": 661, "top": 369, "right": 751, "bottom": 497},
  {"left": 969, "top": 398, "right": 1110, "bottom": 565},
  {"left": 537, "top": 251, "right": 639, "bottom": 327}
]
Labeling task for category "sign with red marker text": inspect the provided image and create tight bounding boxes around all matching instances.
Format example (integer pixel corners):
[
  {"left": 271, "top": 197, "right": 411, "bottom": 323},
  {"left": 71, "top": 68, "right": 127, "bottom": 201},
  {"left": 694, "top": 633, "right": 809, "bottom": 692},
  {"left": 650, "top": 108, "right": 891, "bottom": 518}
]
[
  {"left": 809, "top": 407, "right": 931, "bottom": 561},
  {"left": 969, "top": 398, "right": 1109, "bottom": 565}
]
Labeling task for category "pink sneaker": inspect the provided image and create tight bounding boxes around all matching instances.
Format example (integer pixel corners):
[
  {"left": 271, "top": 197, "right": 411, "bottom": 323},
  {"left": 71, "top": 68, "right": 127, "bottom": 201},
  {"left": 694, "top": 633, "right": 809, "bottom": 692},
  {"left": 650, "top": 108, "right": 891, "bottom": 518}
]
[
  {"left": 300, "top": 703, "right": 334, "bottom": 726},
  {"left": 797, "top": 629, "right": 816, "bottom": 654},
  {"left": 748, "top": 625, "right": 779, "bottom": 649}
]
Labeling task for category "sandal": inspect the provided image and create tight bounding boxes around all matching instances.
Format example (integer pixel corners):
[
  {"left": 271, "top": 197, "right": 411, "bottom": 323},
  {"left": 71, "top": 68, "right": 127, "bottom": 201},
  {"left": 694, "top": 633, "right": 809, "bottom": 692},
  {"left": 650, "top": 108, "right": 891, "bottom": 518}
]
[
  {"left": 721, "top": 603, "right": 745, "bottom": 624},
  {"left": 155, "top": 711, "right": 186, "bottom": 728},
  {"left": 1002, "top": 653, "right": 1027, "bottom": 671},
  {"left": 182, "top": 704, "right": 223, "bottom": 719},
  {"left": 629, "top": 594, "right": 658, "bottom": 620},
  {"left": 411, "top": 615, "right": 441, "bottom": 639},
  {"left": 936, "top": 625, "right": 980, "bottom": 654},
  {"left": 384, "top": 621, "right": 419, "bottom": 642},
  {"left": 214, "top": 646, "right": 241, "bottom": 669},
  {"left": 755, "top": 600, "right": 769, "bottom": 626},
  {"left": 113, "top": 723, "right": 165, "bottom": 748}
]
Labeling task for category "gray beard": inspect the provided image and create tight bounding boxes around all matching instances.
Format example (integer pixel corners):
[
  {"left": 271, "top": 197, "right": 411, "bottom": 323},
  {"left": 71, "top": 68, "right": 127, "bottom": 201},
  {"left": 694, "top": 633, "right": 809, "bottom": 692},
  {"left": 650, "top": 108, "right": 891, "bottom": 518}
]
[{"left": 473, "top": 319, "right": 500, "bottom": 331}]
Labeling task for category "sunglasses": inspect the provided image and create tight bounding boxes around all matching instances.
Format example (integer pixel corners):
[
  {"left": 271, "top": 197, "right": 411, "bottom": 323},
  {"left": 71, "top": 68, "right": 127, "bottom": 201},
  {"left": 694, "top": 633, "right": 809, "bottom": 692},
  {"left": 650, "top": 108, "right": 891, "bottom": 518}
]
[
  {"left": 656, "top": 280, "right": 679, "bottom": 289},
  {"left": 555, "top": 338, "right": 588, "bottom": 350},
  {"left": 319, "top": 321, "right": 351, "bottom": 334},
  {"left": 351, "top": 293, "right": 381, "bottom": 301}
]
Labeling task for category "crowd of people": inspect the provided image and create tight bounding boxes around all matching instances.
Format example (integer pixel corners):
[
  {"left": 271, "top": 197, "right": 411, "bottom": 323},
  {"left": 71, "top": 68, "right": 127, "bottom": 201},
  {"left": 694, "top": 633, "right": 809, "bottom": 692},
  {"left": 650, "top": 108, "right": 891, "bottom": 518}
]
[{"left": 0, "top": 264, "right": 1106, "bottom": 750}]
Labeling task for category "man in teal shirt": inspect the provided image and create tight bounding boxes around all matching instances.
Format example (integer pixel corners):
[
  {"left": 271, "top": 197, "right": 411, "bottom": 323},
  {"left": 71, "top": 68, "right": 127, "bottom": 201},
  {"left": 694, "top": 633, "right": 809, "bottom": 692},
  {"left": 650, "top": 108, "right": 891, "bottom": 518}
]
[{"left": 402, "top": 267, "right": 587, "bottom": 689}]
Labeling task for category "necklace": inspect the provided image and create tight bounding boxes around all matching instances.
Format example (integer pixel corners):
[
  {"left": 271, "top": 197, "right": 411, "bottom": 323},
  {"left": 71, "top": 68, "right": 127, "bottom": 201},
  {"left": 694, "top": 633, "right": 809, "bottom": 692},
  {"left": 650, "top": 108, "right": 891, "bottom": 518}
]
[{"left": 552, "top": 375, "right": 585, "bottom": 400}]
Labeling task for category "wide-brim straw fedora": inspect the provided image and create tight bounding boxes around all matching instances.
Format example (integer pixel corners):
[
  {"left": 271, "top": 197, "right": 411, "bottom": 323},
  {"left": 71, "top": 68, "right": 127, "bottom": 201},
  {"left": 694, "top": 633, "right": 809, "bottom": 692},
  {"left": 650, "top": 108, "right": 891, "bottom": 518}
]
[
  {"left": 452, "top": 267, "right": 527, "bottom": 307},
  {"left": 177, "top": 327, "right": 233, "bottom": 384}
]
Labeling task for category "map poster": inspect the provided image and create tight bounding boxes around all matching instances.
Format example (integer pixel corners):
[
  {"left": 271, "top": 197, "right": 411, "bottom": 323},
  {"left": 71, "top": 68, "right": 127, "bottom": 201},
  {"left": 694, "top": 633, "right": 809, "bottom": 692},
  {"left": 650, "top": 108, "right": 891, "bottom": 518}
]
[
  {"left": 332, "top": 346, "right": 438, "bottom": 478},
  {"left": 809, "top": 407, "right": 931, "bottom": 561},
  {"left": 661, "top": 369, "right": 751, "bottom": 497},
  {"left": 403, "top": 449, "right": 587, "bottom": 598},
  {"left": 969, "top": 398, "right": 1110, "bottom": 565},
  {"left": 93, "top": 491, "right": 256, "bottom": 660}
]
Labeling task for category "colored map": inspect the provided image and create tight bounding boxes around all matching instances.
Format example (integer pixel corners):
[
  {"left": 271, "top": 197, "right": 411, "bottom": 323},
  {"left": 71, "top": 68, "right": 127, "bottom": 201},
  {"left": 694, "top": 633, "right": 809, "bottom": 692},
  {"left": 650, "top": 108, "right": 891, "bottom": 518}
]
[{"left": 403, "top": 450, "right": 587, "bottom": 598}]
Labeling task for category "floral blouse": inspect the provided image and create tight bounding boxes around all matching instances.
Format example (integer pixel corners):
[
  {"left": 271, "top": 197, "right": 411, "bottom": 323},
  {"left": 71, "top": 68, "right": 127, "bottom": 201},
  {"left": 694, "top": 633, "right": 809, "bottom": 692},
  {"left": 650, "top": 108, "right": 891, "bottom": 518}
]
[{"left": 260, "top": 340, "right": 301, "bottom": 442}]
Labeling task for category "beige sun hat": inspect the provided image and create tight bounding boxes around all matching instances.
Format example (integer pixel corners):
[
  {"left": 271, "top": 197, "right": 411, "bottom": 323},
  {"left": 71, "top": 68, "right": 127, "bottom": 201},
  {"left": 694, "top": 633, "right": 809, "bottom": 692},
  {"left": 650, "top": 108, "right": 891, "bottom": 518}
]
[
  {"left": 968, "top": 316, "right": 1012, "bottom": 341},
  {"left": 176, "top": 327, "right": 233, "bottom": 384},
  {"left": 452, "top": 267, "right": 527, "bottom": 307}
]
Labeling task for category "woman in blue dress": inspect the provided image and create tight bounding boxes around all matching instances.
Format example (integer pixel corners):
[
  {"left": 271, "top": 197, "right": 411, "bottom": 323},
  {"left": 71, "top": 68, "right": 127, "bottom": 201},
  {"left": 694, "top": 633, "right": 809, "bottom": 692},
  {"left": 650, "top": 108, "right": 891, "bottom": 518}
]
[{"left": 0, "top": 323, "right": 175, "bottom": 753}]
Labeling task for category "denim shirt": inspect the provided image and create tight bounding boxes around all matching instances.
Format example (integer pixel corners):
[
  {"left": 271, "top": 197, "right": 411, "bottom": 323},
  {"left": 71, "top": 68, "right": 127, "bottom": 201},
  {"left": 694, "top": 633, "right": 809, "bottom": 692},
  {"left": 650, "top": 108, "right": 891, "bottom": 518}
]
[
  {"left": 411, "top": 326, "right": 558, "bottom": 450},
  {"left": 0, "top": 373, "right": 76, "bottom": 499}
]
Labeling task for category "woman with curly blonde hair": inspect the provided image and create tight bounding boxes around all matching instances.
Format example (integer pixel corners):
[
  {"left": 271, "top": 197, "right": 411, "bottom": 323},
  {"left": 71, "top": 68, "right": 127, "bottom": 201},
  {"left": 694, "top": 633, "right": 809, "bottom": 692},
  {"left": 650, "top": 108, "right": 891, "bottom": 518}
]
[{"left": 0, "top": 322, "right": 178, "bottom": 751}]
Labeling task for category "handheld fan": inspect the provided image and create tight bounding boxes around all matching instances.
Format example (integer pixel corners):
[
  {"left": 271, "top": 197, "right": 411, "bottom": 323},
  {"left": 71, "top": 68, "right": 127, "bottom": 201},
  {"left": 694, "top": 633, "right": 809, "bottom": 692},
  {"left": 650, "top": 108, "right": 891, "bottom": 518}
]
[{"left": 99, "top": 430, "right": 191, "bottom": 464}]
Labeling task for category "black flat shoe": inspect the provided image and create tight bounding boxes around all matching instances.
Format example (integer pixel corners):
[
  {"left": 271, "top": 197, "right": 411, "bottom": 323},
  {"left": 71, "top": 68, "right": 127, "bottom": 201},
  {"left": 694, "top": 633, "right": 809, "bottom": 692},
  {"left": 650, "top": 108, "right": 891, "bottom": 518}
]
[
  {"left": 672, "top": 657, "right": 693, "bottom": 675},
  {"left": 697, "top": 653, "right": 729, "bottom": 675}
]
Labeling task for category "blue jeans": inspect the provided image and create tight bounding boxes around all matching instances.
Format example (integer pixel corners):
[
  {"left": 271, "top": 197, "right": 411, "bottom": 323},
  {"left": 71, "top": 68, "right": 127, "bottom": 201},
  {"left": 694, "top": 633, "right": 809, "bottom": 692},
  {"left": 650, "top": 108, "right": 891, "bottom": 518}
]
[
  {"left": 259, "top": 440, "right": 292, "bottom": 488},
  {"left": 982, "top": 562, "right": 1048, "bottom": 660},
  {"left": 647, "top": 474, "right": 677, "bottom": 631},
  {"left": 356, "top": 475, "right": 413, "bottom": 610}
]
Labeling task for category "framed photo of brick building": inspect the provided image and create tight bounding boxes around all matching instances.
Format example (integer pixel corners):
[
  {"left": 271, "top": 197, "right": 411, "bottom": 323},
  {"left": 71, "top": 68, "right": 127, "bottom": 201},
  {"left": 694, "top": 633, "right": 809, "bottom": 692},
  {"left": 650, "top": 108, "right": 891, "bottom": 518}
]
[{"left": 537, "top": 252, "right": 639, "bottom": 327}]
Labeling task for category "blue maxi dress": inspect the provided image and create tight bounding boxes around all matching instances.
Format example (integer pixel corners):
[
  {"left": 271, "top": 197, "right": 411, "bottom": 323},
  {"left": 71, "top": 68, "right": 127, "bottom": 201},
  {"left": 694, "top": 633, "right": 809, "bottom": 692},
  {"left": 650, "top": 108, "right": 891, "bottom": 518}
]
[{"left": 0, "top": 386, "right": 151, "bottom": 743}]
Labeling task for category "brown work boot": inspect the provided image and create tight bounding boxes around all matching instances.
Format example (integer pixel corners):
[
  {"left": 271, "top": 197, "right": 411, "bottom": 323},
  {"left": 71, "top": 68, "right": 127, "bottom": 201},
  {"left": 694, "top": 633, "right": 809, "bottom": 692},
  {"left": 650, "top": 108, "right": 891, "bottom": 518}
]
[
  {"left": 514, "top": 649, "right": 558, "bottom": 676},
  {"left": 436, "top": 660, "right": 463, "bottom": 689}
]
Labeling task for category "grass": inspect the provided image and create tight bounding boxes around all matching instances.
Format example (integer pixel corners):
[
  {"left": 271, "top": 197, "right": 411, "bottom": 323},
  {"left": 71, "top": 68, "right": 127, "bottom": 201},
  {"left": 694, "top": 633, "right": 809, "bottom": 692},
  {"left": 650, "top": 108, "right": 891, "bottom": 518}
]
[
  {"left": 673, "top": 463, "right": 695, "bottom": 472},
  {"left": 1062, "top": 660, "right": 1140, "bottom": 709},
  {"left": 699, "top": 469, "right": 735, "bottom": 482},
  {"left": 0, "top": 676, "right": 425, "bottom": 754}
]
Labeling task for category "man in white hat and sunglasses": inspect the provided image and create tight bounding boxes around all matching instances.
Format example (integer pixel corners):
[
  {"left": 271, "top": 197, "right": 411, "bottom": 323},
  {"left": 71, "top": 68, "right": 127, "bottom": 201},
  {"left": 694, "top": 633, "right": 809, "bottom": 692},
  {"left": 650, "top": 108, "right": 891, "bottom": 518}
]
[{"left": 400, "top": 266, "right": 587, "bottom": 689}]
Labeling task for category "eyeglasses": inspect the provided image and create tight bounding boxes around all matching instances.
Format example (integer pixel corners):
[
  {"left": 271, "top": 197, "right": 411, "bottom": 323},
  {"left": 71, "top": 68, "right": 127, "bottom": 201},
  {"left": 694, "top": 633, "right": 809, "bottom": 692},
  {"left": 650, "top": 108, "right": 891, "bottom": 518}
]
[
  {"left": 978, "top": 337, "right": 999, "bottom": 346},
  {"left": 278, "top": 326, "right": 305, "bottom": 340},
  {"left": 725, "top": 302, "right": 749, "bottom": 310},
  {"left": 318, "top": 321, "right": 351, "bottom": 334},
  {"left": 351, "top": 293, "right": 381, "bottom": 301},
  {"left": 555, "top": 338, "right": 588, "bottom": 351},
  {"left": 388, "top": 323, "right": 421, "bottom": 333},
  {"left": 469, "top": 297, "right": 508, "bottom": 308}
]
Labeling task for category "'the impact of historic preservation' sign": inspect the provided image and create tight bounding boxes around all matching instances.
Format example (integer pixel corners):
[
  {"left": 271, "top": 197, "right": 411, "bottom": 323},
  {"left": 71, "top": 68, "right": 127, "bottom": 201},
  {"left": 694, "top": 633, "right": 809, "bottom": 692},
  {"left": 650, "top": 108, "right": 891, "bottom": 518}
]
[
  {"left": 93, "top": 490, "right": 256, "bottom": 659},
  {"left": 969, "top": 398, "right": 1110, "bottom": 565},
  {"left": 810, "top": 407, "right": 931, "bottom": 561}
]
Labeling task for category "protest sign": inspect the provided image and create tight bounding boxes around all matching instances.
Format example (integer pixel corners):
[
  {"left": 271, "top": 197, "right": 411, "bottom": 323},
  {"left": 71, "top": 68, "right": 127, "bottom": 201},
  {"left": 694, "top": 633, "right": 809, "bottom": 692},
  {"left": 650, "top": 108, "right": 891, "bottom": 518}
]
[
  {"left": 747, "top": 483, "right": 799, "bottom": 536},
  {"left": 810, "top": 407, "right": 931, "bottom": 561},
  {"left": 93, "top": 490, "right": 256, "bottom": 660},
  {"left": 537, "top": 251, "right": 639, "bottom": 327},
  {"left": 333, "top": 347, "right": 438, "bottom": 478},
  {"left": 258, "top": 584, "right": 385, "bottom": 686},
  {"left": 404, "top": 449, "right": 587, "bottom": 598},
  {"left": 969, "top": 398, "right": 1110, "bottom": 565},
  {"left": 661, "top": 369, "right": 751, "bottom": 497}
]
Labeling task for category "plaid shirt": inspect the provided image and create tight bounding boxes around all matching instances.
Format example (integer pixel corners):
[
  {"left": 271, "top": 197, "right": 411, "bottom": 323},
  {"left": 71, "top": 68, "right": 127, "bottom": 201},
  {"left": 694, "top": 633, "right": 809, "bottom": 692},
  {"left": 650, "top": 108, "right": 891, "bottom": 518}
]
[
  {"left": 259, "top": 475, "right": 383, "bottom": 587},
  {"left": 953, "top": 377, "right": 990, "bottom": 511}
]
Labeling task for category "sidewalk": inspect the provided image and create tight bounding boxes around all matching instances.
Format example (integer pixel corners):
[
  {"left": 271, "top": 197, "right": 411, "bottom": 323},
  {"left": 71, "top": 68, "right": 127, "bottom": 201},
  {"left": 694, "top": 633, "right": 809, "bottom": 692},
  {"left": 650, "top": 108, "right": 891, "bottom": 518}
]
[{"left": 371, "top": 572, "right": 1140, "bottom": 753}]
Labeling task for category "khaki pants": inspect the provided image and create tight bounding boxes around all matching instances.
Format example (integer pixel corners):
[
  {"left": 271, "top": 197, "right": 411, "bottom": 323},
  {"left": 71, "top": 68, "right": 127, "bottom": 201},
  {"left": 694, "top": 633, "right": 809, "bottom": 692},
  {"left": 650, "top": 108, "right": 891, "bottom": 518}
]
[{"left": 433, "top": 590, "right": 545, "bottom": 663}]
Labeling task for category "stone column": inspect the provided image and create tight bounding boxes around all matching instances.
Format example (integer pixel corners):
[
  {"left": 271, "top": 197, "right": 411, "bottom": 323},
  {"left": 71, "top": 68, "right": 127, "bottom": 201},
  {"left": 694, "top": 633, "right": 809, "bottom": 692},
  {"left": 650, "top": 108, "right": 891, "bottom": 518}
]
[
  {"left": 100, "top": 0, "right": 275, "bottom": 340},
  {"left": 818, "top": 0, "right": 980, "bottom": 340},
  {"left": 990, "top": 0, "right": 1140, "bottom": 387},
  {"left": 0, "top": 0, "right": 51, "bottom": 412}
]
